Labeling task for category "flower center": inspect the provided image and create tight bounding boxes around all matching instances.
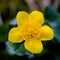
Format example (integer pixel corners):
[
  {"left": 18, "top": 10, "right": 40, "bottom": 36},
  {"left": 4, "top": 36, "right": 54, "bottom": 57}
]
[{"left": 22, "top": 22, "right": 41, "bottom": 40}]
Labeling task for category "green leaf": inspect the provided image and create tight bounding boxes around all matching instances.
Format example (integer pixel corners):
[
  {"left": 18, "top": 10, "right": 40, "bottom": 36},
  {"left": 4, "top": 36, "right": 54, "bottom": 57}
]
[
  {"left": 6, "top": 41, "right": 35, "bottom": 58},
  {"left": 6, "top": 41, "right": 21, "bottom": 55},
  {"left": 53, "top": 25, "right": 60, "bottom": 43},
  {"left": 44, "top": 6, "right": 60, "bottom": 21},
  {"left": 9, "top": 18, "right": 16, "bottom": 26},
  {"left": 16, "top": 43, "right": 26, "bottom": 54}
]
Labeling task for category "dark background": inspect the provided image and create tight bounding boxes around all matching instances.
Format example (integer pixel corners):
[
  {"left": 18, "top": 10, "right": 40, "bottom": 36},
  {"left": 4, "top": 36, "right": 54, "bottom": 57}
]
[{"left": 0, "top": 0, "right": 60, "bottom": 60}]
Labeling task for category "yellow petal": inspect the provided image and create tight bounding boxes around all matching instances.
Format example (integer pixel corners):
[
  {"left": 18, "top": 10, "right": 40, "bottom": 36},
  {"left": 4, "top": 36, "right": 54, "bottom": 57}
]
[
  {"left": 8, "top": 27, "right": 23, "bottom": 43},
  {"left": 40, "top": 25, "right": 54, "bottom": 41},
  {"left": 29, "top": 11, "right": 44, "bottom": 25},
  {"left": 16, "top": 11, "right": 28, "bottom": 27},
  {"left": 24, "top": 38, "right": 43, "bottom": 54}
]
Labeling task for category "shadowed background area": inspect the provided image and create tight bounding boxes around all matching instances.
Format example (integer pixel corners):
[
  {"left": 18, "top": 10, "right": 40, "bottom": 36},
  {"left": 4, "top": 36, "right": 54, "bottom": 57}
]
[{"left": 0, "top": 0, "right": 60, "bottom": 60}]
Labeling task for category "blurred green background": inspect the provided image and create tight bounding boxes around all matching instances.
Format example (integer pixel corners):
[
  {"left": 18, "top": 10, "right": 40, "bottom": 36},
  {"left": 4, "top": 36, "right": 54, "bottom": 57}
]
[{"left": 0, "top": 0, "right": 60, "bottom": 60}]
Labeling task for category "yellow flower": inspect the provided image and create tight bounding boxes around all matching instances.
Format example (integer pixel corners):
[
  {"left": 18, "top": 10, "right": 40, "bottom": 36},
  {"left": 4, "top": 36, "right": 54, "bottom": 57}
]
[{"left": 8, "top": 11, "right": 54, "bottom": 54}]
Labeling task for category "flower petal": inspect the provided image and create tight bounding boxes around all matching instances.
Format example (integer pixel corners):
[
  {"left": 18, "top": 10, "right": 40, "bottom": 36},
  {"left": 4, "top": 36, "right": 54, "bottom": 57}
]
[
  {"left": 16, "top": 11, "right": 28, "bottom": 27},
  {"left": 8, "top": 27, "right": 23, "bottom": 43},
  {"left": 24, "top": 39, "right": 43, "bottom": 54},
  {"left": 29, "top": 11, "right": 44, "bottom": 25},
  {"left": 40, "top": 25, "right": 54, "bottom": 41}
]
